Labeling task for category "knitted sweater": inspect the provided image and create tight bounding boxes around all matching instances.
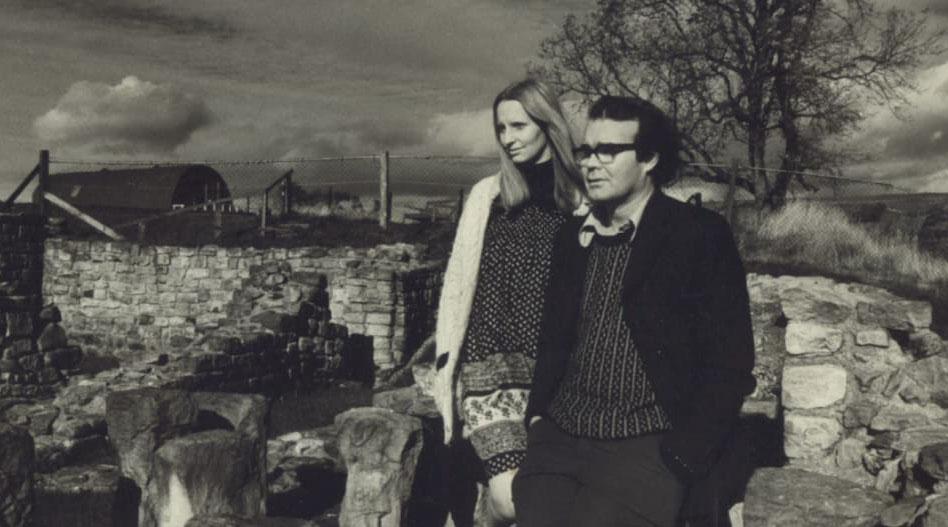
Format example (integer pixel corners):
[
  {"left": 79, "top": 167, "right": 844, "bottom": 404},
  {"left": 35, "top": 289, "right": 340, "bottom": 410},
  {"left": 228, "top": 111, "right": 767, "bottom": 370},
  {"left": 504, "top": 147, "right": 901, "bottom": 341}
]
[{"left": 547, "top": 233, "right": 671, "bottom": 438}]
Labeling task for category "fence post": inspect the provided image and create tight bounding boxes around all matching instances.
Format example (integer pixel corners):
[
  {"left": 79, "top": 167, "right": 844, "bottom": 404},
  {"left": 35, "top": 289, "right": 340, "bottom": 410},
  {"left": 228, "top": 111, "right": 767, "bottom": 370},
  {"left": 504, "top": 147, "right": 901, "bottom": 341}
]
[
  {"left": 283, "top": 172, "right": 292, "bottom": 217},
  {"left": 455, "top": 189, "right": 465, "bottom": 223},
  {"left": 328, "top": 186, "right": 334, "bottom": 210},
  {"left": 379, "top": 150, "right": 390, "bottom": 229},
  {"left": 261, "top": 189, "right": 269, "bottom": 234},
  {"left": 723, "top": 160, "right": 739, "bottom": 225},
  {"left": 36, "top": 150, "right": 49, "bottom": 216},
  {"left": 214, "top": 210, "right": 223, "bottom": 242}
]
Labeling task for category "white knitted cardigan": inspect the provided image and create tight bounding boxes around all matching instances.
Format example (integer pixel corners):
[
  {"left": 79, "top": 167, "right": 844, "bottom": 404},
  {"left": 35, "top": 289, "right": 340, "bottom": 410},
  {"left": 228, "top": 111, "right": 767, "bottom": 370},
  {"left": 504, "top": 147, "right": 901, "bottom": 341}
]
[{"left": 433, "top": 174, "right": 500, "bottom": 444}]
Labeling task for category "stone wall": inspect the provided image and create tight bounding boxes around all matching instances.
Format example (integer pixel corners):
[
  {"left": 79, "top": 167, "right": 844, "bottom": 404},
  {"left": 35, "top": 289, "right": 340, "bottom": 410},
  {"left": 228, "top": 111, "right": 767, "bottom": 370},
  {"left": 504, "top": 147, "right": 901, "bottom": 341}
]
[
  {"left": 749, "top": 274, "right": 947, "bottom": 491},
  {"left": 42, "top": 239, "right": 443, "bottom": 371},
  {"left": 0, "top": 209, "right": 60, "bottom": 400}
]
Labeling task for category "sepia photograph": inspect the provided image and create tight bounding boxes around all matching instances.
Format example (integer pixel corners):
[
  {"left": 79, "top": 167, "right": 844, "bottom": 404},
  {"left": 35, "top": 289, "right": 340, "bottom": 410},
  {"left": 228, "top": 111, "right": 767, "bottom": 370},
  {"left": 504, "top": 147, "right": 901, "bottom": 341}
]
[{"left": 1, "top": 1, "right": 948, "bottom": 526}]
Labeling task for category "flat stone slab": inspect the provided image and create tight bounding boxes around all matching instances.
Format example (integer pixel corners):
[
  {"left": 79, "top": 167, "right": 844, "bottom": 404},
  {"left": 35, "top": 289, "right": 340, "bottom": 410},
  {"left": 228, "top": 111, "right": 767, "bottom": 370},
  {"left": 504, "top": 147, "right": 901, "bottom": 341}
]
[{"left": 743, "top": 467, "right": 893, "bottom": 527}]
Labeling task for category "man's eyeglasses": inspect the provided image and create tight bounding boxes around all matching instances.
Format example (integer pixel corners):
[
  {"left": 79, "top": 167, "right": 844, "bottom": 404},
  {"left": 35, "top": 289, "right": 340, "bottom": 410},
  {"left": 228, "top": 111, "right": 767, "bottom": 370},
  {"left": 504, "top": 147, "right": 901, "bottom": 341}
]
[{"left": 573, "top": 142, "right": 639, "bottom": 163}]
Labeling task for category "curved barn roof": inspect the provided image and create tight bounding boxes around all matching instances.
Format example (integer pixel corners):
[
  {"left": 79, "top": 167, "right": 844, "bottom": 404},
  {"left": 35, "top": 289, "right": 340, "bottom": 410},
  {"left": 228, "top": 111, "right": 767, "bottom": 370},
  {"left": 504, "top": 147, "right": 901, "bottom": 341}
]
[{"left": 43, "top": 164, "right": 230, "bottom": 211}]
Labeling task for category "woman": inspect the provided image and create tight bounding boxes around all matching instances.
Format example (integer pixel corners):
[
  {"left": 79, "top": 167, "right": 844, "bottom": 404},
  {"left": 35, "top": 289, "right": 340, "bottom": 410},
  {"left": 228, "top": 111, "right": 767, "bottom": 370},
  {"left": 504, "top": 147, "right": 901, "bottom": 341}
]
[{"left": 432, "top": 78, "right": 584, "bottom": 526}]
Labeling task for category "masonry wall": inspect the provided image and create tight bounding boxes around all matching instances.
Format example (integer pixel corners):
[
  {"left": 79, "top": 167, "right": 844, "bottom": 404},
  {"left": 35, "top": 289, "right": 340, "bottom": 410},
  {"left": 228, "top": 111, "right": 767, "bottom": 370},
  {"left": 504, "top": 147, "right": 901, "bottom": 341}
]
[
  {"left": 42, "top": 239, "right": 443, "bottom": 371},
  {"left": 749, "top": 274, "right": 947, "bottom": 492},
  {"left": 0, "top": 210, "right": 65, "bottom": 400}
]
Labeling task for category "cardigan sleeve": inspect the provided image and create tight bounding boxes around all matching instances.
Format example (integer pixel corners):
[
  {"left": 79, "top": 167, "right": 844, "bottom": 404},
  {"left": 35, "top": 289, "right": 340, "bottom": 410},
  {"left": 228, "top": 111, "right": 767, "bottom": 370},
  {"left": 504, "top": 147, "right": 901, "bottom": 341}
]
[{"left": 432, "top": 176, "right": 497, "bottom": 443}]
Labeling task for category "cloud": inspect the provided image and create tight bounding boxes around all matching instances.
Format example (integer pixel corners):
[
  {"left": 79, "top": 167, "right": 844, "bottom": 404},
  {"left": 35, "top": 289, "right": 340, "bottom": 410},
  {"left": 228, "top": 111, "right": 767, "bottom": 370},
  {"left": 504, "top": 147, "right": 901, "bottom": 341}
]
[
  {"left": 883, "top": 114, "right": 948, "bottom": 158},
  {"left": 425, "top": 109, "right": 497, "bottom": 156},
  {"left": 844, "top": 60, "right": 948, "bottom": 189},
  {"left": 12, "top": 0, "right": 233, "bottom": 38},
  {"left": 913, "top": 166, "right": 948, "bottom": 192},
  {"left": 34, "top": 76, "right": 212, "bottom": 154}
]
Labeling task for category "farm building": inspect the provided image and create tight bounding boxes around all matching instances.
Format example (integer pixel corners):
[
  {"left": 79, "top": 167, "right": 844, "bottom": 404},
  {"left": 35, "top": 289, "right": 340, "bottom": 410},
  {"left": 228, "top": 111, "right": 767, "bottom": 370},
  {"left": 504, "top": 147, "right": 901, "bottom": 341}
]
[
  {"left": 37, "top": 164, "right": 252, "bottom": 243},
  {"left": 41, "top": 164, "right": 231, "bottom": 213}
]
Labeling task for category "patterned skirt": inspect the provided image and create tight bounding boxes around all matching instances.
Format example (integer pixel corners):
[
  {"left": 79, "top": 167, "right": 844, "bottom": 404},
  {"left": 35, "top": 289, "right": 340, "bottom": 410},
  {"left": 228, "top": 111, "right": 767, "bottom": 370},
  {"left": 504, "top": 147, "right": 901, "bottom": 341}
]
[{"left": 458, "top": 352, "right": 535, "bottom": 478}]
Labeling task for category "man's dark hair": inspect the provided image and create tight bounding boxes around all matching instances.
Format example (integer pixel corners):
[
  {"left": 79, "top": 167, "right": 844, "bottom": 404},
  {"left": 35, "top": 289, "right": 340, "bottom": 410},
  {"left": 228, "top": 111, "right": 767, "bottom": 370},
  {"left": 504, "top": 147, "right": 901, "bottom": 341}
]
[{"left": 587, "top": 96, "right": 682, "bottom": 187}]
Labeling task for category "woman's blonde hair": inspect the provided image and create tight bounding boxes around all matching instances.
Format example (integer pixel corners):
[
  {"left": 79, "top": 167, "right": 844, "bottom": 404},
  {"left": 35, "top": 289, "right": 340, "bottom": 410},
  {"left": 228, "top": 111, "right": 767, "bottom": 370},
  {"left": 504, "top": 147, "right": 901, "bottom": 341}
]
[{"left": 492, "top": 78, "right": 583, "bottom": 212}]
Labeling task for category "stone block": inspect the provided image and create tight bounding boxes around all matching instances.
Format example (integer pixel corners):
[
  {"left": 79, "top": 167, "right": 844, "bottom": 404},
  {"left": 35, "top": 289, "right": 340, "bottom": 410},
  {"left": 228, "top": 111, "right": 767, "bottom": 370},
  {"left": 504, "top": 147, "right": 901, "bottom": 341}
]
[
  {"left": 919, "top": 442, "right": 948, "bottom": 481},
  {"left": 878, "top": 496, "right": 926, "bottom": 527},
  {"left": 38, "top": 305, "right": 62, "bottom": 323},
  {"left": 784, "top": 414, "right": 843, "bottom": 459},
  {"left": 785, "top": 321, "right": 843, "bottom": 355},
  {"left": 335, "top": 408, "right": 423, "bottom": 527},
  {"left": 5, "top": 312, "right": 33, "bottom": 337},
  {"left": 782, "top": 364, "right": 847, "bottom": 409},
  {"left": 886, "top": 356, "right": 948, "bottom": 406},
  {"left": 365, "top": 324, "right": 390, "bottom": 338},
  {"left": 106, "top": 389, "right": 268, "bottom": 527},
  {"left": 4, "top": 404, "right": 60, "bottom": 437},
  {"left": 870, "top": 401, "right": 945, "bottom": 432},
  {"left": 34, "top": 464, "right": 138, "bottom": 527},
  {"left": 184, "top": 515, "right": 319, "bottom": 527},
  {"left": 907, "top": 329, "right": 945, "bottom": 359},
  {"left": 0, "top": 423, "right": 34, "bottom": 527},
  {"left": 52, "top": 413, "right": 107, "bottom": 440},
  {"left": 17, "top": 353, "right": 44, "bottom": 372},
  {"left": 835, "top": 437, "right": 866, "bottom": 470},
  {"left": 45, "top": 346, "right": 82, "bottom": 370},
  {"left": 925, "top": 495, "right": 948, "bottom": 527},
  {"left": 857, "top": 299, "right": 932, "bottom": 332},
  {"left": 856, "top": 329, "right": 889, "bottom": 347},
  {"left": 780, "top": 286, "right": 854, "bottom": 324},
  {"left": 842, "top": 400, "right": 880, "bottom": 429},
  {"left": 365, "top": 313, "right": 391, "bottom": 325},
  {"left": 155, "top": 430, "right": 265, "bottom": 527}
]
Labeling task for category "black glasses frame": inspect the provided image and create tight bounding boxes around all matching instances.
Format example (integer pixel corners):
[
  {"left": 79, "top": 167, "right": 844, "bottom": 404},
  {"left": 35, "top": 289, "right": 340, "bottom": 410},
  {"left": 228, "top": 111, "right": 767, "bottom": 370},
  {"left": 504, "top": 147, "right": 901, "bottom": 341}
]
[{"left": 573, "top": 142, "right": 640, "bottom": 163}]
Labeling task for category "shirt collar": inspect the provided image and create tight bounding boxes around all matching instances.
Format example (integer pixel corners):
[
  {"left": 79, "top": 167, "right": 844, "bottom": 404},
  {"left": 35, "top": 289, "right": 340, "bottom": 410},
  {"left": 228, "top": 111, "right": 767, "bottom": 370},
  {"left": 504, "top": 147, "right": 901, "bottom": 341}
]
[{"left": 578, "top": 187, "right": 654, "bottom": 248}]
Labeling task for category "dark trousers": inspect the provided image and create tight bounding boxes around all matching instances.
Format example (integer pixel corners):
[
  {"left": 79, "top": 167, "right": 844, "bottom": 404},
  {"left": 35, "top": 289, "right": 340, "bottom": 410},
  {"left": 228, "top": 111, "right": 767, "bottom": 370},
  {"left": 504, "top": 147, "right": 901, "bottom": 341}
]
[{"left": 512, "top": 418, "right": 685, "bottom": 527}]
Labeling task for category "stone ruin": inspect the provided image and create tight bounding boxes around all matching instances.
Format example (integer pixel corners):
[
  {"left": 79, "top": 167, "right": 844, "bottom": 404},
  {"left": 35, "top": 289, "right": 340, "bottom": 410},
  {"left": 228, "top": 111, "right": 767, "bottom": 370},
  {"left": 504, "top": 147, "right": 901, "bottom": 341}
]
[{"left": 5, "top": 204, "right": 948, "bottom": 526}]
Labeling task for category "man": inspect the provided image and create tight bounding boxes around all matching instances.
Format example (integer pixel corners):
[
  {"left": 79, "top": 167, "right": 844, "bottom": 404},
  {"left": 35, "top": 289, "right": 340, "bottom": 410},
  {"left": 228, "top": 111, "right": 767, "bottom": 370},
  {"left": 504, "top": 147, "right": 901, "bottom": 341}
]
[{"left": 512, "top": 96, "right": 755, "bottom": 527}]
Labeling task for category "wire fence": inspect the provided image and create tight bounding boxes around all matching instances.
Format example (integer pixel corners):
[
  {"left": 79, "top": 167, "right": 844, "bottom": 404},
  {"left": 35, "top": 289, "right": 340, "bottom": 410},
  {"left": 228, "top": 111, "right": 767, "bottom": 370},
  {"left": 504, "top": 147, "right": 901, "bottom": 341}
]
[
  {"left": 1, "top": 150, "right": 919, "bottom": 244},
  {"left": 46, "top": 155, "right": 500, "bottom": 223},
  {"left": 45, "top": 154, "right": 910, "bottom": 206}
]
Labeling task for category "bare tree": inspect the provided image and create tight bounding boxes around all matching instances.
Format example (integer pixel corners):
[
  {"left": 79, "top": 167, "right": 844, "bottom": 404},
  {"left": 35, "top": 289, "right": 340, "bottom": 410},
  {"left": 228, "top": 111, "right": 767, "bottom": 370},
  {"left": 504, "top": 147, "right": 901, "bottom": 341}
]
[{"left": 534, "top": 0, "right": 945, "bottom": 206}]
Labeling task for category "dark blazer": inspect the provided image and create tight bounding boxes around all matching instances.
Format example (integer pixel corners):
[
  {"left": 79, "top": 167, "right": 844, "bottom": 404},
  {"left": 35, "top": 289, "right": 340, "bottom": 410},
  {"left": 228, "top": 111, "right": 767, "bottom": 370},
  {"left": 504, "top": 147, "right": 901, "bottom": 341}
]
[{"left": 525, "top": 191, "right": 756, "bottom": 523}]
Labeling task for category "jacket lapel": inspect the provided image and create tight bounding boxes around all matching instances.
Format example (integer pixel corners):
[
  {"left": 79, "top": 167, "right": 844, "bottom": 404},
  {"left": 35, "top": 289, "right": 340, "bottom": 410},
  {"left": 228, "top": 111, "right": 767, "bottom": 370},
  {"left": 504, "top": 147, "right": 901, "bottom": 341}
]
[
  {"left": 621, "top": 192, "right": 679, "bottom": 301},
  {"left": 557, "top": 216, "right": 589, "bottom": 331}
]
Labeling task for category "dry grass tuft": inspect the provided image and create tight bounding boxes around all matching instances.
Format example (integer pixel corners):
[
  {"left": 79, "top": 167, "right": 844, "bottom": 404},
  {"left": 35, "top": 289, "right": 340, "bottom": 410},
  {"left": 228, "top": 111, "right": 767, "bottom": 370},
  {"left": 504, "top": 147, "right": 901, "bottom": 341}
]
[{"left": 736, "top": 200, "right": 948, "bottom": 290}]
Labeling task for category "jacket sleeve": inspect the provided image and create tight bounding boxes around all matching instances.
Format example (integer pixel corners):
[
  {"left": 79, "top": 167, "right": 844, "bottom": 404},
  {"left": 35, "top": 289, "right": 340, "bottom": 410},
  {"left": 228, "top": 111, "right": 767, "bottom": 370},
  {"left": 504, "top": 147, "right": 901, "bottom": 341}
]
[
  {"left": 659, "top": 215, "right": 756, "bottom": 483},
  {"left": 524, "top": 222, "right": 576, "bottom": 425}
]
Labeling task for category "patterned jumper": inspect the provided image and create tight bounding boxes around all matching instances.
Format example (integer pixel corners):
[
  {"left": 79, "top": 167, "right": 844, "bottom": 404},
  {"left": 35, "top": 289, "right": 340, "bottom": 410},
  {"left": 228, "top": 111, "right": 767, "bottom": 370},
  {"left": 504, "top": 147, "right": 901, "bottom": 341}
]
[
  {"left": 458, "top": 160, "right": 566, "bottom": 478},
  {"left": 547, "top": 230, "right": 672, "bottom": 439}
]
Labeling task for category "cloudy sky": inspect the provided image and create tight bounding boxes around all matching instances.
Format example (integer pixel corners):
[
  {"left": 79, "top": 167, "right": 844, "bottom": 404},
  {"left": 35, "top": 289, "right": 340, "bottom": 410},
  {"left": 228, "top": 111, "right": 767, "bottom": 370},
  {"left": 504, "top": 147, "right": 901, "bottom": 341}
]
[{"left": 1, "top": 0, "right": 946, "bottom": 198}]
